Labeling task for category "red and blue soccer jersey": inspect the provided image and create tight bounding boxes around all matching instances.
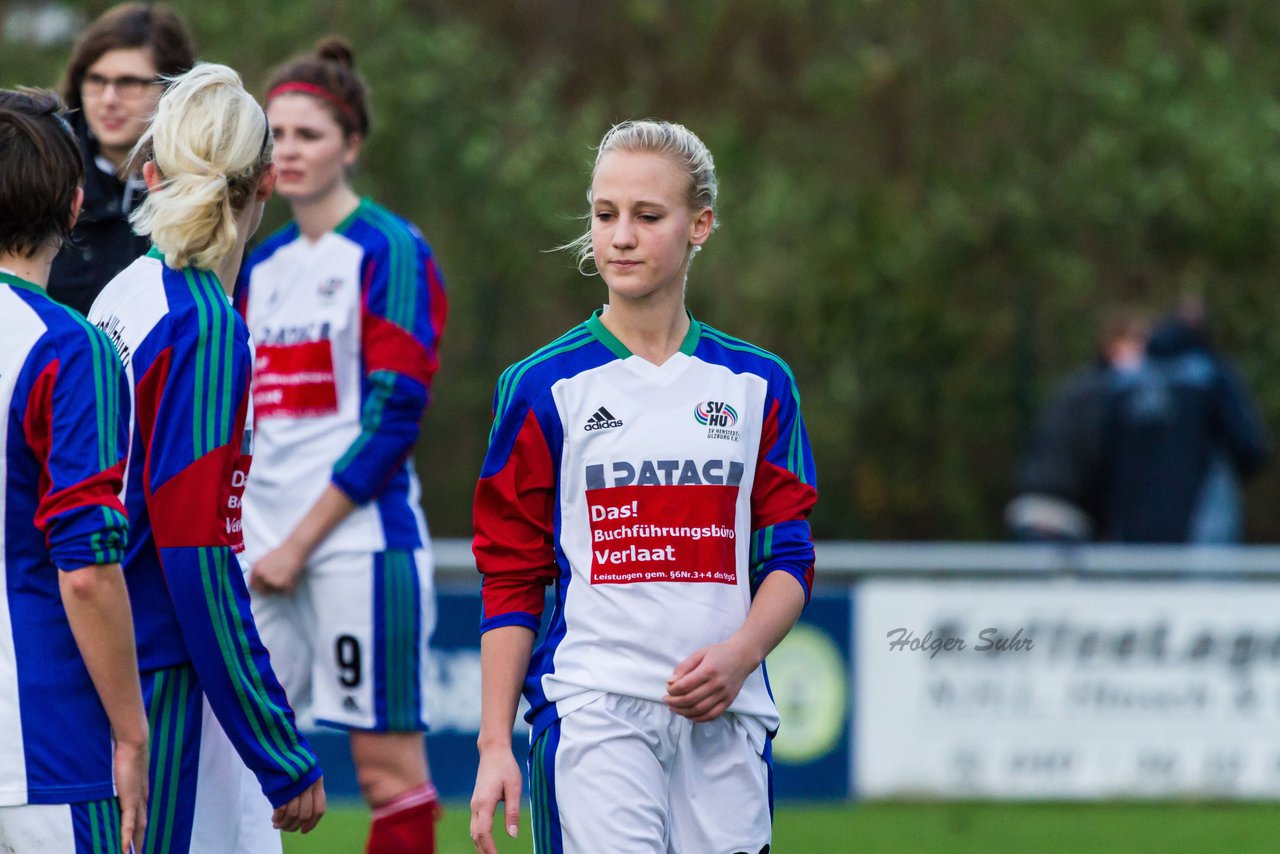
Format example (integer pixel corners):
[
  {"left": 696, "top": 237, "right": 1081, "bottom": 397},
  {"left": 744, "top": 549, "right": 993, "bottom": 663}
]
[
  {"left": 89, "top": 251, "right": 321, "bottom": 806},
  {"left": 0, "top": 271, "right": 129, "bottom": 805},
  {"left": 235, "top": 198, "right": 447, "bottom": 563},
  {"left": 474, "top": 312, "right": 818, "bottom": 740}
]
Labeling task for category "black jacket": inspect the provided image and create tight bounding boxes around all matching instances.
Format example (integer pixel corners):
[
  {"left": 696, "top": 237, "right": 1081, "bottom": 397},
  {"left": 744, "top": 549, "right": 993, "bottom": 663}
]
[
  {"left": 1010, "top": 361, "right": 1112, "bottom": 536},
  {"left": 47, "top": 112, "right": 151, "bottom": 315},
  {"left": 1101, "top": 319, "right": 1271, "bottom": 542}
]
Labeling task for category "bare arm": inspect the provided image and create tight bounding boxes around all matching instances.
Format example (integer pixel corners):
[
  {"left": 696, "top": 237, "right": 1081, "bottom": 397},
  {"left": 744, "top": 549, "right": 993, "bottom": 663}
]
[
  {"left": 664, "top": 571, "right": 807, "bottom": 722},
  {"left": 250, "top": 485, "right": 356, "bottom": 594},
  {"left": 470, "top": 625, "right": 536, "bottom": 854},
  {"left": 59, "top": 563, "right": 148, "bottom": 854}
]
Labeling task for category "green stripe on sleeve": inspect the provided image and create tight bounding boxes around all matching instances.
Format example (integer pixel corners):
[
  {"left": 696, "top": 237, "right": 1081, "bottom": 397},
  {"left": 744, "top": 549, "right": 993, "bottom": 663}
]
[
  {"left": 360, "top": 202, "right": 419, "bottom": 331},
  {"left": 85, "top": 319, "right": 107, "bottom": 470},
  {"left": 196, "top": 550, "right": 305, "bottom": 777},
  {"left": 203, "top": 549, "right": 311, "bottom": 776},
  {"left": 701, "top": 327, "right": 810, "bottom": 485},
  {"left": 184, "top": 271, "right": 209, "bottom": 456},
  {"left": 201, "top": 269, "right": 238, "bottom": 448},
  {"left": 492, "top": 329, "right": 593, "bottom": 434},
  {"left": 335, "top": 371, "right": 391, "bottom": 476},
  {"left": 214, "top": 548, "right": 311, "bottom": 764},
  {"left": 203, "top": 271, "right": 222, "bottom": 452},
  {"left": 495, "top": 326, "right": 590, "bottom": 413},
  {"left": 70, "top": 313, "right": 110, "bottom": 472}
]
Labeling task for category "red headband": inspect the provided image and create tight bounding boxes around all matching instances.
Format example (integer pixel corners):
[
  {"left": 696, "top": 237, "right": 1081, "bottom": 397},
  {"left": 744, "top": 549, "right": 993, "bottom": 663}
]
[{"left": 266, "top": 81, "right": 358, "bottom": 125}]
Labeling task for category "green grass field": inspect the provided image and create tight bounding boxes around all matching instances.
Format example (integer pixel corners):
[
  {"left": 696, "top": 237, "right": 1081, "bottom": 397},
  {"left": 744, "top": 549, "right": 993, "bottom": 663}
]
[{"left": 281, "top": 800, "right": 1280, "bottom": 853}]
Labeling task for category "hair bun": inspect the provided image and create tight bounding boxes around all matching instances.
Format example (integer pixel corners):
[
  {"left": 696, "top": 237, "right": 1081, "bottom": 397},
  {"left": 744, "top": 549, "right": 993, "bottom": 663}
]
[{"left": 314, "top": 37, "right": 355, "bottom": 69}]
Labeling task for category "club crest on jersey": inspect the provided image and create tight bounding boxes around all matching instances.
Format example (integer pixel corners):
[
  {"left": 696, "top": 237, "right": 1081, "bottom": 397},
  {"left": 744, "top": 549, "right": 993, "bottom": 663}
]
[
  {"left": 584, "top": 406, "right": 623, "bottom": 431},
  {"left": 316, "top": 276, "right": 343, "bottom": 303},
  {"left": 696, "top": 401, "right": 740, "bottom": 441}
]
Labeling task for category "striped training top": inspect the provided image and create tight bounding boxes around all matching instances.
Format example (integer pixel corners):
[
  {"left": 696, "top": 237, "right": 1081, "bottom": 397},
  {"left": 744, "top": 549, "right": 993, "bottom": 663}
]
[{"left": 90, "top": 252, "right": 321, "bottom": 807}]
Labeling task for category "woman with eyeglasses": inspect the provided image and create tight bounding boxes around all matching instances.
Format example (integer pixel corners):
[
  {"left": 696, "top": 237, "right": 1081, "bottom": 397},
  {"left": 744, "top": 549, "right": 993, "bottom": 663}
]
[{"left": 50, "top": 2, "right": 195, "bottom": 315}]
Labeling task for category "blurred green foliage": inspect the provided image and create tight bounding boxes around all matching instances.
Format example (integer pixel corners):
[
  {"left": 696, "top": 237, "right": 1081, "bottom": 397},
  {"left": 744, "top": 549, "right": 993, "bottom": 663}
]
[{"left": 6, "top": 0, "right": 1280, "bottom": 540}]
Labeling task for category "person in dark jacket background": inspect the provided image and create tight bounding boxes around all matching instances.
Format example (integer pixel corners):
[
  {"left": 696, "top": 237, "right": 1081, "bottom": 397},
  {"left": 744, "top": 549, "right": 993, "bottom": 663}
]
[
  {"left": 1007, "top": 308, "right": 1148, "bottom": 541},
  {"left": 1100, "top": 295, "right": 1271, "bottom": 543},
  {"left": 48, "top": 3, "right": 194, "bottom": 315}
]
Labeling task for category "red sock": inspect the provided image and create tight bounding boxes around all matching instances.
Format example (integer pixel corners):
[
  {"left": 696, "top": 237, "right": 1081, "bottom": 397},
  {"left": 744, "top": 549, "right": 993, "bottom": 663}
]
[{"left": 366, "top": 782, "right": 439, "bottom": 854}]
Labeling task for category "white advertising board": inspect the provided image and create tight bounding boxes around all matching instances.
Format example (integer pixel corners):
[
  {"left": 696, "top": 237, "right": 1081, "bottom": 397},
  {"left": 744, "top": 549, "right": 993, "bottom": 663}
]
[{"left": 856, "top": 580, "right": 1280, "bottom": 798}]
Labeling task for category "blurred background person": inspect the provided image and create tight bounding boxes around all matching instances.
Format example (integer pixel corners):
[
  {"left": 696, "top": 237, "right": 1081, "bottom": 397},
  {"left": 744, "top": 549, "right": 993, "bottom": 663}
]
[
  {"left": 1006, "top": 307, "right": 1149, "bottom": 542},
  {"left": 49, "top": 2, "right": 194, "bottom": 315},
  {"left": 1098, "top": 295, "right": 1270, "bottom": 543},
  {"left": 237, "top": 38, "right": 447, "bottom": 854}
]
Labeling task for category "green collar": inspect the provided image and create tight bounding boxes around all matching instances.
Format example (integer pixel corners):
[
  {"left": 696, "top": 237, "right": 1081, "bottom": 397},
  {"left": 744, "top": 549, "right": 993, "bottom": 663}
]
[
  {"left": 334, "top": 197, "right": 370, "bottom": 237},
  {"left": 0, "top": 270, "right": 42, "bottom": 294},
  {"left": 585, "top": 309, "right": 702, "bottom": 360}
]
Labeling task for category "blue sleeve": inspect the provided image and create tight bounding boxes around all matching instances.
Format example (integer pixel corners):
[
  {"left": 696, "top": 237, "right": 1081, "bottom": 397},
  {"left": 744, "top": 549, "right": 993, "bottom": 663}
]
[
  {"left": 31, "top": 320, "right": 129, "bottom": 570},
  {"left": 749, "top": 367, "right": 818, "bottom": 602},
  {"left": 331, "top": 232, "right": 447, "bottom": 504}
]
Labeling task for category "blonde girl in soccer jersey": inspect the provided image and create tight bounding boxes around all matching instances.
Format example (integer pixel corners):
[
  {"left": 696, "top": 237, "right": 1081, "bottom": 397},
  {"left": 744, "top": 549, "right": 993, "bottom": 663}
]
[
  {"left": 470, "top": 120, "right": 818, "bottom": 854},
  {"left": 0, "top": 87, "right": 148, "bottom": 854},
  {"left": 89, "top": 64, "right": 326, "bottom": 853},
  {"left": 234, "top": 38, "right": 448, "bottom": 854}
]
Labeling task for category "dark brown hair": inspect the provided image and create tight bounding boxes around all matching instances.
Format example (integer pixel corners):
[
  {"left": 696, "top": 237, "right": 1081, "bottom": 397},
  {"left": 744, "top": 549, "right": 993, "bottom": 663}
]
[
  {"left": 266, "top": 37, "right": 370, "bottom": 138},
  {"left": 0, "top": 89, "right": 85, "bottom": 258},
  {"left": 60, "top": 3, "right": 195, "bottom": 111}
]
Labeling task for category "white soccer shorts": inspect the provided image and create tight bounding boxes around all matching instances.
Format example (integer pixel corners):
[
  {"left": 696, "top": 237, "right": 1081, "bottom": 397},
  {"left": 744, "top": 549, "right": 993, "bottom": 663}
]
[
  {"left": 250, "top": 547, "right": 435, "bottom": 732},
  {"left": 529, "top": 693, "right": 773, "bottom": 854}
]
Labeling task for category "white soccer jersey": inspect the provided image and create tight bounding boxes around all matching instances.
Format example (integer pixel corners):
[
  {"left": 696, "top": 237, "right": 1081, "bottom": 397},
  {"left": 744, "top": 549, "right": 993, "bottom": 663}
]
[
  {"left": 235, "top": 199, "right": 446, "bottom": 564},
  {"left": 474, "top": 312, "right": 818, "bottom": 741}
]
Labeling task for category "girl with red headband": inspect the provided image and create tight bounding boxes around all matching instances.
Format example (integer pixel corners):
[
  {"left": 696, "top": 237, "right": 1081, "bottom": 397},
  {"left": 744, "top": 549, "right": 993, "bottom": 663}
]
[{"left": 234, "top": 37, "right": 448, "bottom": 854}]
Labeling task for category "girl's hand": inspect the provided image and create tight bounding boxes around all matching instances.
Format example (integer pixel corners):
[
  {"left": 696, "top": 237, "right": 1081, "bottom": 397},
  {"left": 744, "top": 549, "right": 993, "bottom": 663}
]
[
  {"left": 249, "top": 542, "right": 307, "bottom": 595},
  {"left": 663, "top": 636, "right": 759, "bottom": 723},
  {"left": 470, "top": 747, "right": 523, "bottom": 854}
]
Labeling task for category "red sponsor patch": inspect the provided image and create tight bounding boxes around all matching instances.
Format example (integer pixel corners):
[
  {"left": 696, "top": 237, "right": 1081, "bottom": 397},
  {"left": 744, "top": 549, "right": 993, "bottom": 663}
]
[
  {"left": 588, "top": 484, "right": 738, "bottom": 584},
  {"left": 227, "top": 451, "right": 251, "bottom": 554},
  {"left": 253, "top": 340, "right": 338, "bottom": 418}
]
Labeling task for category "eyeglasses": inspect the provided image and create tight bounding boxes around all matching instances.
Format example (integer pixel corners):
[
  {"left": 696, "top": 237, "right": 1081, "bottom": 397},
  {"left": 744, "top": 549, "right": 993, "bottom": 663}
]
[{"left": 82, "top": 72, "right": 161, "bottom": 100}]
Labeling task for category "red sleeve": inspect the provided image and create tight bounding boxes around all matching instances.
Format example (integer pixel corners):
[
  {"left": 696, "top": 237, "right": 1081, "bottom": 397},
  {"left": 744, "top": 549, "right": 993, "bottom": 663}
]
[{"left": 473, "top": 404, "right": 558, "bottom": 633}]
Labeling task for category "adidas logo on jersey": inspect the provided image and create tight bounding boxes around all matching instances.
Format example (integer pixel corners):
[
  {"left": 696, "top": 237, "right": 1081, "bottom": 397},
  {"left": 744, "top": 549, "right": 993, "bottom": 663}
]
[{"left": 584, "top": 406, "right": 624, "bottom": 431}]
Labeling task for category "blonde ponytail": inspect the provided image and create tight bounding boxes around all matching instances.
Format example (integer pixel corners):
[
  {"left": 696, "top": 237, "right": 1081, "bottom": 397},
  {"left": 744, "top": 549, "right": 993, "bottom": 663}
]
[{"left": 129, "top": 63, "right": 270, "bottom": 270}]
